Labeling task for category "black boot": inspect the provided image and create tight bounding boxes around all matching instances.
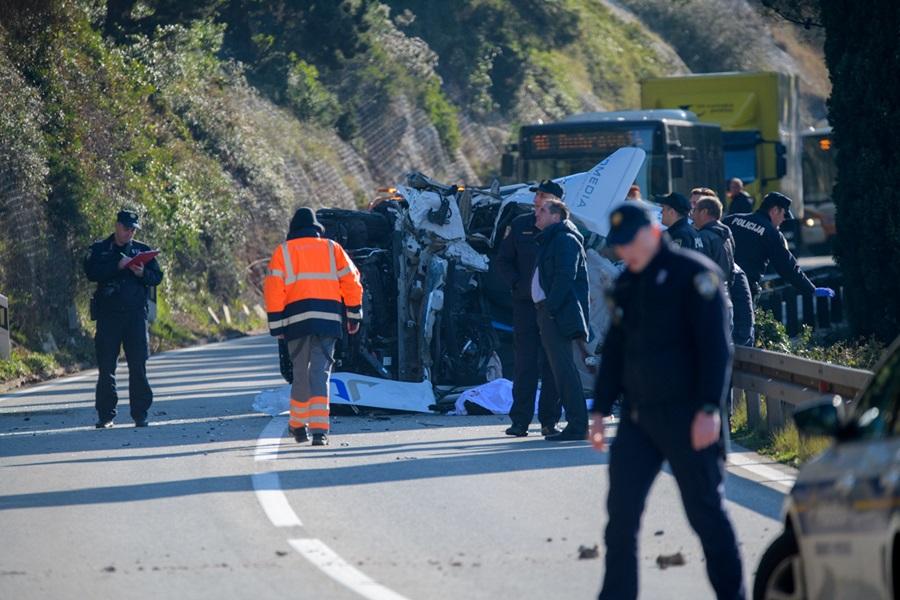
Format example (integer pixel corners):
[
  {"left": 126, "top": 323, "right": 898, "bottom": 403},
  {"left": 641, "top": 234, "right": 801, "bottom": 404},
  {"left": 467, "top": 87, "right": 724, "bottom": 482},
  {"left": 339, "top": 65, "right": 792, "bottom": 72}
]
[
  {"left": 311, "top": 433, "right": 329, "bottom": 446},
  {"left": 289, "top": 425, "right": 309, "bottom": 443}
]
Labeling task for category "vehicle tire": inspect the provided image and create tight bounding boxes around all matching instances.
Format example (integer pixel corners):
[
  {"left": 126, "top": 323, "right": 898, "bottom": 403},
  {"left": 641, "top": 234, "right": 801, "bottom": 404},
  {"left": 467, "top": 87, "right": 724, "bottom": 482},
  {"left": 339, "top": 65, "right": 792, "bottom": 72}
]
[{"left": 753, "top": 530, "right": 805, "bottom": 600}]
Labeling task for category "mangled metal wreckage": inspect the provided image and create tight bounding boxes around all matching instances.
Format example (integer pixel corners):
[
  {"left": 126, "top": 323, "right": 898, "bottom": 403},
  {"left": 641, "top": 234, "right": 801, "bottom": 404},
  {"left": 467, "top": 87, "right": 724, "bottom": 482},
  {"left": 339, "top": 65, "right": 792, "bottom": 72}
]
[{"left": 276, "top": 148, "right": 646, "bottom": 414}]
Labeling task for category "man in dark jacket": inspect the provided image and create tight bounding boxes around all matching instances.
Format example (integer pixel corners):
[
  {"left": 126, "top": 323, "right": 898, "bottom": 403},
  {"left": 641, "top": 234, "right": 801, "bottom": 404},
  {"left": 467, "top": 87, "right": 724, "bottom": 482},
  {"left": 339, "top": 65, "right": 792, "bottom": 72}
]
[
  {"left": 532, "top": 198, "right": 589, "bottom": 441},
  {"left": 726, "top": 178, "right": 753, "bottom": 215},
  {"left": 495, "top": 180, "right": 561, "bottom": 437},
  {"left": 657, "top": 192, "right": 704, "bottom": 252},
  {"left": 591, "top": 203, "right": 744, "bottom": 600},
  {"left": 84, "top": 209, "right": 163, "bottom": 428},
  {"left": 723, "top": 192, "right": 833, "bottom": 300}
]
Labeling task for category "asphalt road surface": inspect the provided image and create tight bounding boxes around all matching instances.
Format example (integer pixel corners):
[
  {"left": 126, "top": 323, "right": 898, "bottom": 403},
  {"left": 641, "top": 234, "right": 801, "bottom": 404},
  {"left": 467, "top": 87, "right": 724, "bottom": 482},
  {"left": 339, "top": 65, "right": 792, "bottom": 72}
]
[{"left": 0, "top": 335, "right": 796, "bottom": 599}]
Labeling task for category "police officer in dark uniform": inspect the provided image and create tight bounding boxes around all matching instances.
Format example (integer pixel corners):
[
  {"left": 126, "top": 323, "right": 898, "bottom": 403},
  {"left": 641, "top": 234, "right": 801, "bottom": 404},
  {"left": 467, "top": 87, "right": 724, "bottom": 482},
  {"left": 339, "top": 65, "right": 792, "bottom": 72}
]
[
  {"left": 657, "top": 192, "right": 704, "bottom": 252},
  {"left": 591, "top": 203, "right": 744, "bottom": 600},
  {"left": 84, "top": 209, "right": 163, "bottom": 428},
  {"left": 723, "top": 192, "right": 833, "bottom": 301},
  {"left": 495, "top": 180, "right": 561, "bottom": 437}
]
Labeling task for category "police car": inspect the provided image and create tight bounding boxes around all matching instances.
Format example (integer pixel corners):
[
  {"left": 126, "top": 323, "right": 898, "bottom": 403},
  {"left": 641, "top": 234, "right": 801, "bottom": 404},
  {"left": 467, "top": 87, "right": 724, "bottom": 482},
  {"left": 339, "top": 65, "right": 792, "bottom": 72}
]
[{"left": 754, "top": 336, "right": 900, "bottom": 600}]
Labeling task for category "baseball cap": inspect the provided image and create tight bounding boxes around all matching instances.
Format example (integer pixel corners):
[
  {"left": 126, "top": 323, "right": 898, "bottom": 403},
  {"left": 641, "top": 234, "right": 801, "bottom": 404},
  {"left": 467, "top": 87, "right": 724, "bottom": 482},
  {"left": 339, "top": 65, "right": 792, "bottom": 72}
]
[
  {"left": 761, "top": 192, "right": 795, "bottom": 220},
  {"left": 528, "top": 179, "right": 564, "bottom": 199},
  {"left": 116, "top": 209, "right": 141, "bottom": 229},
  {"left": 607, "top": 203, "right": 653, "bottom": 246},
  {"left": 654, "top": 192, "right": 692, "bottom": 215}
]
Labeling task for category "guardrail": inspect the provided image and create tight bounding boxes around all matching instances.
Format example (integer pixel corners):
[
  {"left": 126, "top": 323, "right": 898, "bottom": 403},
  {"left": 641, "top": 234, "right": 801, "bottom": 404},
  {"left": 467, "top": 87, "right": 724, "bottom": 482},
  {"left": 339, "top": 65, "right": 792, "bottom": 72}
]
[
  {"left": 758, "top": 266, "right": 843, "bottom": 336},
  {"left": 732, "top": 345, "right": 872, "bottom": 432}
]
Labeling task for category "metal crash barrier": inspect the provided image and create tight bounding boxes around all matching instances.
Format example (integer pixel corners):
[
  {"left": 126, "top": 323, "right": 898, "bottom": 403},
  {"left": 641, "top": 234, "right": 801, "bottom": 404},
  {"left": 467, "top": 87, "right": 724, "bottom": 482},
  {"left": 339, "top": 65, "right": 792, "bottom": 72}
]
[
  {"left": 0, "top": 293, "right": 9, "bottom": 360},
  {"left": 732, "top": 345, "right": 873, "bottom": 433}
]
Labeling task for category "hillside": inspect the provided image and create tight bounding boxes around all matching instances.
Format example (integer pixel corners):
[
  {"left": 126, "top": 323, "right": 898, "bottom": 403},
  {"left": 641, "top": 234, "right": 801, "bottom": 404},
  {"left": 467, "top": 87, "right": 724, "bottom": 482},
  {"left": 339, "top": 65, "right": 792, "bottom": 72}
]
[{"left": 0, "top": 0, "right": 828, "bottom": 378}]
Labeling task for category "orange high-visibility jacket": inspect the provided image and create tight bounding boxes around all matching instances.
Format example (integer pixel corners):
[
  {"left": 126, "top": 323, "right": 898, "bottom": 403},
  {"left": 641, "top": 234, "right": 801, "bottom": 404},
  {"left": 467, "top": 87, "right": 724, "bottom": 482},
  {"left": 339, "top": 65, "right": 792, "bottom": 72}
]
[{"left": 263, "top": 235, "right": 363, "bottom": 340}]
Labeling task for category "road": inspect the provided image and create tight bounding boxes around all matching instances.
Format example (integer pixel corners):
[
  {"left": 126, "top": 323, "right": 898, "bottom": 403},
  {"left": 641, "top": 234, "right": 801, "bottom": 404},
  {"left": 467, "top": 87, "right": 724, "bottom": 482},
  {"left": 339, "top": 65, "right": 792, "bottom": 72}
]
[{"left": 0, "top": 335, "right": 796, "bottom": 599}]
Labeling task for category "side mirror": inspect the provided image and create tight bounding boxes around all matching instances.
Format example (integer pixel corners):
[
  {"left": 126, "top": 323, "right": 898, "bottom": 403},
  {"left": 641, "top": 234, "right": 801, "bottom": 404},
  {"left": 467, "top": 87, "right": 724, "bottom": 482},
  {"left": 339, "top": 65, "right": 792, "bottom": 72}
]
[
  {"left": 775, "top": 142, "right": 787, "bottom": 178},
  {"left": 500, "top": 153, "right": 516, "bottom": 178},
  {"left": 793, "top": 394, "right": 845, "bottom": 438}
]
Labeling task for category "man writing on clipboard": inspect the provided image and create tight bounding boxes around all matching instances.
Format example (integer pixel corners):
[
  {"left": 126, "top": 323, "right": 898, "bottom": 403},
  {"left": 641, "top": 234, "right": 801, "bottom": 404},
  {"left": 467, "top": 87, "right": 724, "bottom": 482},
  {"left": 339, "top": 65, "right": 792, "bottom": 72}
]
[{"left": 84, "top": 209, "right": 163, "bottom": 428}]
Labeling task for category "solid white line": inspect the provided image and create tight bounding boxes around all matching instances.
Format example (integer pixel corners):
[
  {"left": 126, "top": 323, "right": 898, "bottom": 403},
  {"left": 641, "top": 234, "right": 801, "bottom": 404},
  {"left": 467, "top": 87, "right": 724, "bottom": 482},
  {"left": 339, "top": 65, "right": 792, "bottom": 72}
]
[
  {"left": 252, "top": 417, "right": 302, "bottom": 527},
  {"left": 252, "top": 472, "right": 302, "bottom": 527},
  {"left": 289, "top": 538, "right": 412, "bottom": 600}
]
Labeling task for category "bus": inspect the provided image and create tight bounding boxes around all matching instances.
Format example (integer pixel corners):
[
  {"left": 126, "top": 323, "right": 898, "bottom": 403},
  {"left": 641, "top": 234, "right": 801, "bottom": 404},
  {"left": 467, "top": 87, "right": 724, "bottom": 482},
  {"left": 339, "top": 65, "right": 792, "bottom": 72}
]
[
  {"left": 800, "top": 127, "right": 837, "bottom": 251},
  {"left": 502, "top": 109, "right": 724, "bottom": 200}
]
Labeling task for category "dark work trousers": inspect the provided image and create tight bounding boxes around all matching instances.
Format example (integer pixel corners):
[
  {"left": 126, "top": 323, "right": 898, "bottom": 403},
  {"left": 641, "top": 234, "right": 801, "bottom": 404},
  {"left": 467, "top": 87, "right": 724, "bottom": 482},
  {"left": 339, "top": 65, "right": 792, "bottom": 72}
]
[
  {"left": 509, "top": 300, "right": 561, "bottom": 428},
  {"left": 535, "top": 303, "right": 587, "bottom": 434},
  {"left": 599, "top": 409, "right": 745, "bottom": 600},
  {"left": 94, "top": 311, "right": 152, "bottom": 422},
  {"left": 730, "top": 270, "right": 755, "bottom": 347}
]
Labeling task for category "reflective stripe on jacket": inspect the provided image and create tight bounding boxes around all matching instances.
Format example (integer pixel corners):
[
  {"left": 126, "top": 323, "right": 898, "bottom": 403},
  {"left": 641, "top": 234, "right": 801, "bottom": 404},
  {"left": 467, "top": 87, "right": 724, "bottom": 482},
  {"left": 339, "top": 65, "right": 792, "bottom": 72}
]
[{"left": 263, "top": 237, "right": 363, "bottom": 340}]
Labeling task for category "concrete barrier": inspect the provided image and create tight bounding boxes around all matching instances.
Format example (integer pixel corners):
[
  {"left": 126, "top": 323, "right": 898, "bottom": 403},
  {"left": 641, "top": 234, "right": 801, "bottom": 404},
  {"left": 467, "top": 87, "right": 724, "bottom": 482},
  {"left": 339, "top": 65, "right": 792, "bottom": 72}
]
[{"left": 0, "top": 294, "right": 9, "bottom": 360}]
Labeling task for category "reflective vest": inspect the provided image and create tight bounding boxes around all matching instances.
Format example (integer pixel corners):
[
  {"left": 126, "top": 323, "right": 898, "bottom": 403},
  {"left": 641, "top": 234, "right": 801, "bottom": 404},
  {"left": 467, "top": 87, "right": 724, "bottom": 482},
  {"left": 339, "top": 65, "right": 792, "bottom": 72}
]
[{"left": 263, "top": 236, "right": 363, "bottom": 340}]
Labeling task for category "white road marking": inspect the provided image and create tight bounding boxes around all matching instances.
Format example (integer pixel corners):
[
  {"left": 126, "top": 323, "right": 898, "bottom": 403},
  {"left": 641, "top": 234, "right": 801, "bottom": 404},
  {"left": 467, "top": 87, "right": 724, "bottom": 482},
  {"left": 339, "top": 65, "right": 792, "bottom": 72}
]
[
  {"left": 252, "top": 417, "right": 302, "bottom": 527},
  {"left": 289, "top": 538, "right": 412, "bottom": 600},
  {"left": 253, "top": 416, "right": 411, "bottom": 599}
]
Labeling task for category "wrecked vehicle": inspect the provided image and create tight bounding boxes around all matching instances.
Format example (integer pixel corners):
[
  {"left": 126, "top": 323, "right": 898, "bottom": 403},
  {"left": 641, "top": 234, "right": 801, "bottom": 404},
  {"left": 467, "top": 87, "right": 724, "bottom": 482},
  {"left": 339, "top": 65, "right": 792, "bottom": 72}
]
[{"left": 269, "top": 148, "right": 645, "bottom": 412}]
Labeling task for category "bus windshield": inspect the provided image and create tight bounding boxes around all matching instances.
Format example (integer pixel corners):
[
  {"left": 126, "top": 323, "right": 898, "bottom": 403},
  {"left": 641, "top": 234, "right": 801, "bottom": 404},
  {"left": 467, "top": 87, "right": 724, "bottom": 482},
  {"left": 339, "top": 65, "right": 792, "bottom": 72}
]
[{"left": 520, "top": 125, "right": 658, "bottom": 199}]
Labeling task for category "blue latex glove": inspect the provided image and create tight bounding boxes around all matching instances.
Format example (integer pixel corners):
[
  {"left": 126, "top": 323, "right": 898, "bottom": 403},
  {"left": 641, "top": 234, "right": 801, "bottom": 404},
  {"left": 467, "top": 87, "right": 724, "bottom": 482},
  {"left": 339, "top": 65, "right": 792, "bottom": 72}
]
[{"left": 814, "top": 287, "right": 835, "bottom": 298}]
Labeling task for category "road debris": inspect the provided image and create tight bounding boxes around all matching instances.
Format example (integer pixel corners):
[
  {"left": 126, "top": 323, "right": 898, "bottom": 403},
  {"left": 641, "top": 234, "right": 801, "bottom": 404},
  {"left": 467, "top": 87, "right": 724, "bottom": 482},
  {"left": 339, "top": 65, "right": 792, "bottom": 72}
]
[
  {"left": 656, "top": 552, "right": 686, "bottom": 569},
  {"left": 577, "top": 544, "right": 599, "bottom": 559}
]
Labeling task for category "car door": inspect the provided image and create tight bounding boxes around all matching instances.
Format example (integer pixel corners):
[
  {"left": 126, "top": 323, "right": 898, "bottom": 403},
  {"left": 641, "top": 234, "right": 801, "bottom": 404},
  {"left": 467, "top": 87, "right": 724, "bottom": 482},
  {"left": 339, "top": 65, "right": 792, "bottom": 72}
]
[{"left": 798, "top": 340, "right": 900, "bottom": 599}]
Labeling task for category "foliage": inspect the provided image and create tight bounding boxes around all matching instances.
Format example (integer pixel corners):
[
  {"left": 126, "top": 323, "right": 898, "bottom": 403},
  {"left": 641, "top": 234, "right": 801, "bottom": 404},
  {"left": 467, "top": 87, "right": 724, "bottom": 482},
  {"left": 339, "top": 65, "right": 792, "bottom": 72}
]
[
  {"left": 0, "top": 347, "right": 59, "bottom": 382},
  {"left": 754, "top": 308, "right": 886, "bottom": 370},
  {"left": 819, "top": 0, "right": 900, "bottom": 343}
]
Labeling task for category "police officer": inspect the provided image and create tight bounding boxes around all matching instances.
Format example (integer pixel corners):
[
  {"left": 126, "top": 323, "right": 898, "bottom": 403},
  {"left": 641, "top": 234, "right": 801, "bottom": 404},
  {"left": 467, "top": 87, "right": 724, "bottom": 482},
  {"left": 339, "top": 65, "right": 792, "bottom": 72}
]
[
  {"left": 84, "top": 209, "right": 163, "bottom": 428},
  {"left": 495, "top": 180, "right": 561, "bottom": 437},
  {"left": 657, "top": 192, "right": 704, "bottom": 252},
  {"left": 723, "top": 192, "right": 833, "bottom": 300},
  {"left": 533, "top": 198, "right": 590, "bottom": 441},
  {"left": 591, "top": 203, "right": 744, "bottom": 600},
  {"left": 692, "top": 195, "right": 755, "bottom": 346}
]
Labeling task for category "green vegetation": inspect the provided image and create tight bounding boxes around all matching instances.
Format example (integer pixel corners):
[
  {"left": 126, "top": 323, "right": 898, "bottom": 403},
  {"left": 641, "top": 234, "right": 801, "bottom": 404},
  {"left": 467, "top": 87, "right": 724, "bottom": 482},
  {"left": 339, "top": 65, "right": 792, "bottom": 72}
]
[{"left": 730, "top": 396, "right": 831, "bottom": 468}]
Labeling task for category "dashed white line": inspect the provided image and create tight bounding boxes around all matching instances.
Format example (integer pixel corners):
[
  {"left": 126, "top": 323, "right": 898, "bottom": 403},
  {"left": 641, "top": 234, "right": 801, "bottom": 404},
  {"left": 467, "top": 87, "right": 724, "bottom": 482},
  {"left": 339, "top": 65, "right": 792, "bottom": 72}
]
[{"left": 253, "top": 416, "right": 411, "bottom": 600}]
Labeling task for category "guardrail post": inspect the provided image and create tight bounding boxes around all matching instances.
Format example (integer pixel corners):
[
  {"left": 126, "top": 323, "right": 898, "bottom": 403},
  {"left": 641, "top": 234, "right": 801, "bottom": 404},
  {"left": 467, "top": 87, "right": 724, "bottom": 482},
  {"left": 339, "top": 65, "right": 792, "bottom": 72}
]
[
  {"left": 745, "top": 390, "right": 762, "bottom": 431},
  {"left": 765, "top": 395, "right": 784, "bottom": 431},
  {"left": 0, "top": 293, "right": 9, "bottom": 360},
  {"left": 816, "top": 296, "right": 831, "bottom": 329},
  {"left": 831, "top": 283, "right": 844, "bottom": 323},
  {"left": 801, "top": 292, "right": 815, "bottom": 329},
  {"left": 785, "top": 290, "right": 799, "bottom": 336}
]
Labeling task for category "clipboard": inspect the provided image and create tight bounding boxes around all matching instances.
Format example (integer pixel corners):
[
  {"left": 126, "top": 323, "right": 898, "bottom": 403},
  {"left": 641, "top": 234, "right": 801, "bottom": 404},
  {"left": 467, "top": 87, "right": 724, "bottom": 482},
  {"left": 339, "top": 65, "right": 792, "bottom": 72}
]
[{"left": 123, "top": 250, "right": 160, "bottom": 268}]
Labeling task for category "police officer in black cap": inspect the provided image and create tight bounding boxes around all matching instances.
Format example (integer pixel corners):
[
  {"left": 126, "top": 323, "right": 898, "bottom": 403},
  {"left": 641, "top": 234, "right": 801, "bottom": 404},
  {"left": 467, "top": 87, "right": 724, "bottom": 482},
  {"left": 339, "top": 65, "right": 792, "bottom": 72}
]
[
  {"left": 495, "top": 179, "right": 561, "bottom": 437},
  {"left": 591, "top": 203, "right": 744, "bottom": 600},
  {"left": 656, "top": 192, "right": 704, "bottom": 252},
  {"left": 723, "top": 192, "right": 834, "bottom": 300},
  {"left": 84, "top": 209, "right": 163, "bottom": 428}
]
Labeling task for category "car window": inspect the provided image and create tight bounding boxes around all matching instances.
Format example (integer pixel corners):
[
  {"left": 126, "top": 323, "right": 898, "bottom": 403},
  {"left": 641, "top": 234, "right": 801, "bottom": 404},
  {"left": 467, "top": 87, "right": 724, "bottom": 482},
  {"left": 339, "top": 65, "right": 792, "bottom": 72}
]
[{"left": 851, "top": 342, "right": 900, "bottom": 439}]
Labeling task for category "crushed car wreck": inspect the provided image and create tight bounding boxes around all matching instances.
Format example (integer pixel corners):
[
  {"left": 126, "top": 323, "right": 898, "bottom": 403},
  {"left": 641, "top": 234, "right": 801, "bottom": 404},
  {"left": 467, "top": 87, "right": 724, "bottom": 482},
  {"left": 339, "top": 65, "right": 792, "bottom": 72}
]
[{"left": 262, "top": 148, "right": 646, "bottom": 414}]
